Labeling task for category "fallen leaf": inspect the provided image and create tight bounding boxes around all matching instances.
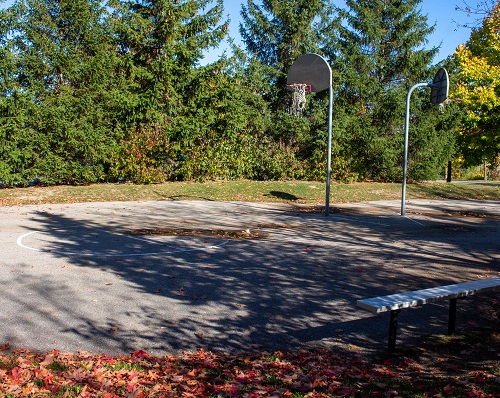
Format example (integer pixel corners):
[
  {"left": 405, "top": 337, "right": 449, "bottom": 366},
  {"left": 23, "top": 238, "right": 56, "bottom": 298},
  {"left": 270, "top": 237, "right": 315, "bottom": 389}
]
[
  {"left": 443, "top": 384, "right": 454, "bottom": 394},
  {"left": 0, "top": 343, "right": 10, "bottom": 351}
]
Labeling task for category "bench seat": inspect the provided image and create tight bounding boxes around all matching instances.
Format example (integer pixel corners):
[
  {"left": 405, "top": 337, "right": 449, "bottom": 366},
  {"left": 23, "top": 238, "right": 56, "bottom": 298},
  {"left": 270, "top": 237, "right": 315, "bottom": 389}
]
[{"left": 357, "top": 277, "right": 500, "bottom": 351}]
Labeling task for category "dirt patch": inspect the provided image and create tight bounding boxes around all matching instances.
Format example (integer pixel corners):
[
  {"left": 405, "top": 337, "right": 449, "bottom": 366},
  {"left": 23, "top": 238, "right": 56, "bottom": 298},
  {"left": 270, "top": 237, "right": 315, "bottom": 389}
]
[
  {"left": 127, "top": 228, "right": 269, "bottom": 239},
  {"left": 292, "top": 204, "right": 499, "bottom": 219}
]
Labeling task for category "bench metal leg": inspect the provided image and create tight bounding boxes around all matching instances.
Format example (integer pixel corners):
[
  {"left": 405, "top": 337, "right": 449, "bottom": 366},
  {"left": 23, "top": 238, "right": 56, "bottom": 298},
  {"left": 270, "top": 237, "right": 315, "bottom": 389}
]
[
  {"left": 448, "top": 298, "right": 457, "bottom": 335},
  {"left": 388, "top": 309, "right": 401, "bottom": 352}
]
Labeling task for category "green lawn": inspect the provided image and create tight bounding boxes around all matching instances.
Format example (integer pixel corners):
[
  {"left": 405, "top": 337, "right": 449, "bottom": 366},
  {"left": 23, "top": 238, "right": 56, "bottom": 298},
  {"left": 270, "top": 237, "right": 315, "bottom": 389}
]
[{"left": 1, "top": 180, "right": 499, "bottom": 206}]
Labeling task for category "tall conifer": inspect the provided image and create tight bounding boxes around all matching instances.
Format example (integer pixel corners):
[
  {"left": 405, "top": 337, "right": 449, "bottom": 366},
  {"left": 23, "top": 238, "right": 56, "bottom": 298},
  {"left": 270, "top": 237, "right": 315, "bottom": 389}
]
[
  {"left": 0, "top": 0, "right": 121, "bottom": 185},
  {"left": 328, "top": 0, "right": 443, "bottom": 180}
]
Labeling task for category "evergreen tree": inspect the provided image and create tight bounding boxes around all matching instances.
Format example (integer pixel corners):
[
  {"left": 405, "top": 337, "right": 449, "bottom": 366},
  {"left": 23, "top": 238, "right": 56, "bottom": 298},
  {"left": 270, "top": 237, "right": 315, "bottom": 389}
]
[
  {"left": 0, "top": 3, "right": 26, "bottom": 186},
  {"left": 109, "top": 0, "right": 228, "bottom": 182},
  {"left": 0, "top": 0, "right": 123, "bottom": 185},
  {"left": 238, "top": 0, "right": 339, "bottom": 180},
  {"left": 240, "top": 0, "right": 327, "bottom": 68},
  {"left": 328, "top": 0, "right": 446, "bottom": 180},
  {"left": 169, "top": 53, "right": 302, "bottom": 181},
  {"left": 239, "top": 0, "right": 332, "bottom": 109}
]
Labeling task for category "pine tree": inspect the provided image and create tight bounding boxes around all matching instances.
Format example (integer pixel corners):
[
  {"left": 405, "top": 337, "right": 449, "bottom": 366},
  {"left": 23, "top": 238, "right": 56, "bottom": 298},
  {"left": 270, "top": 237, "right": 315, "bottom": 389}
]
[
  {"left": 0, "top": 0, "right": 122, "bottom": 185},
  {"left": 328, "top": 0, "right": 442, "bottom": 180},
  {"left": 239, "top": 0, "right": 332, "bottom": 109},
  {"left": 238, "top": 0, "right": 339, "bottom": 180},
  {"left": 240, "top": 0, "right": 327, "bottom": 68},
  {"left": 110, "top": 0, "right": 226, "bottom": 122},
  {"left": 109, "top": 0, "right": 228, "bottom": 182}
]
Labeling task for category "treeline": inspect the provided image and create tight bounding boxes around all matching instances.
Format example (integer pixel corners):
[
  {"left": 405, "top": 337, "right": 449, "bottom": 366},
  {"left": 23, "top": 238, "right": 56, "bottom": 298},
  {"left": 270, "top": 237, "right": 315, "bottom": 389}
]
[{"left": 0, "top": 0, "right": 459, "bottom": 187}]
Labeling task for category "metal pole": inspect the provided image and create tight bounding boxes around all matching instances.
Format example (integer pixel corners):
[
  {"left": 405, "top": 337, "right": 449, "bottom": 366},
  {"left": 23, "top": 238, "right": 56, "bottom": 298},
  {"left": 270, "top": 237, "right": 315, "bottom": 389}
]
[
  {"left": 402, "top": 83, "right": 428, "bottom": 216},
  {"left": 448, "top": 298, "right": 457, "bottom": 335},
  {"left": 388, "top": 309, "right": 401, "bottom": 352},
  {"left": 325, "top": 85, "right": 333, "bottom": 216}
]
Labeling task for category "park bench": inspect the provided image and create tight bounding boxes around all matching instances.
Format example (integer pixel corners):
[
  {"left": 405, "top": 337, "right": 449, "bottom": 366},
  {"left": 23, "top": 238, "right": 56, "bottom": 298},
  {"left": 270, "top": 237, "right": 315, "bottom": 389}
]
[{"left": 357, "top": 277, "right": 500, "bottom": 352}]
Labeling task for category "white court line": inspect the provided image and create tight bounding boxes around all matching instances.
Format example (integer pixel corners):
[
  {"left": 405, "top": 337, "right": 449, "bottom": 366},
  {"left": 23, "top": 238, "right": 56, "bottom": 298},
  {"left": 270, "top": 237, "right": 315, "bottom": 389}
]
[
  {"left": 16, "top": 228, "right": 229, "bottom": 257},
  {"left": 330, "top": 214, "right": 390, "bottom": 227},
  {"left": 403, "top": 216, "right": 426, "bottom": 226}
]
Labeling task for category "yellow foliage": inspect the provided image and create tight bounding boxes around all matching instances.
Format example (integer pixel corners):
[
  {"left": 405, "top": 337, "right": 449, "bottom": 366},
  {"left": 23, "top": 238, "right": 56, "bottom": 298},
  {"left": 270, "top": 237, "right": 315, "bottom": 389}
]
[{"left": 453, "top": 1, "right": 500, "bottom": 121}]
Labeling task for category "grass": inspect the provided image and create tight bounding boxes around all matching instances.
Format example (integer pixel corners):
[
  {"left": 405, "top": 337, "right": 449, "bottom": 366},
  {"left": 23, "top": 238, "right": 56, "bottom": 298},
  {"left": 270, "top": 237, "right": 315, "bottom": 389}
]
[{"left": 0, "top": 180, "right": 498, "bottom": 206}]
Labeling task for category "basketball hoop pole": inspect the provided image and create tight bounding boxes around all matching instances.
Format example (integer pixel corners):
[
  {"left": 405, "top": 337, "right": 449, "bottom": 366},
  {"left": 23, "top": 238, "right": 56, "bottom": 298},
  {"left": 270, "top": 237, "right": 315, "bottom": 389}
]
[
  {"left": 402, "top": 83, "right": 428, "bottom": 217},
  {"left": 401, "top": 68, "right": 450, "bottom": 217},
  {"left": 325, "top": 86, "right": 333, "bottom": 216},
  {"left": 402, "top": 68, "right": 449, "bottom": 217},
  {"left": 286, "top": 53, "right": 333, "bottom": 216}
]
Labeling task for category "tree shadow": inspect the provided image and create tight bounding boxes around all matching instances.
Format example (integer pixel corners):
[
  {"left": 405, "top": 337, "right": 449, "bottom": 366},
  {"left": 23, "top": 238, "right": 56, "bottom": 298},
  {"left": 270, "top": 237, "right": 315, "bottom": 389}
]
[
  {"left": 264, "top": 191, "right": 300, "bottom": 201},
  {"left": 3, "top": 201, "right": 499, "bottom": 357}
]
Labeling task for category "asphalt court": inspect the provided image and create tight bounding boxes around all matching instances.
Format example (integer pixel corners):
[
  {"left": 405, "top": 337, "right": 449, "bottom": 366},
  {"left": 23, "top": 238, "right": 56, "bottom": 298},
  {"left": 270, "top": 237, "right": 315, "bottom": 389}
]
[{"left": 1, "top": 199, "right": 499, "bottom": 356}]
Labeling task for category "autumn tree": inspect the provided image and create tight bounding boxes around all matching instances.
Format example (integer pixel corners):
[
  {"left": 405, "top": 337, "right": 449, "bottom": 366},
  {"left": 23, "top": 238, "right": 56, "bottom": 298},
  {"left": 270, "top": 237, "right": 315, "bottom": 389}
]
[{"left": 454, "top": 0, "right": 500, "bottom": 167}]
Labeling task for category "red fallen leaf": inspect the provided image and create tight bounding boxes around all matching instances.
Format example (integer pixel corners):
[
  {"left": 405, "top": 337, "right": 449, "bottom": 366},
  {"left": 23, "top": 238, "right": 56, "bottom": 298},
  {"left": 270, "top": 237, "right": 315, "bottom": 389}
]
[
  {"left": 235, "top": 372, "right": 250, "bottom": 383},
  {"left": 128, "top": 371, "right": 141, "bottom": 380},
  {"left": 0, "top": 343, "right": 10, "bottom": 351},
  {"left": 444, "top": 384, "right": 454, "bottom": 394},
  {"left": 10, "top": 366, "right": 22, "bottom": 381},
  {"left": 43, "top": 373, "right": 54, "bottom": 385},
  {"left": 131, "top": 350, "right": 149, "bottom": 358}
]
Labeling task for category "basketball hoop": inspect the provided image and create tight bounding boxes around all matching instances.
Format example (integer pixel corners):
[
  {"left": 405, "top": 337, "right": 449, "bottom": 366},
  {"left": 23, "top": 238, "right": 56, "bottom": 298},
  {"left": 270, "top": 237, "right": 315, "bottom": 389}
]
[
  {"left": 287, "top": 53, "right": 333, "bottom": 216},
  {"left": 286, "top": 83, "right": 311, "bottom": 115}
]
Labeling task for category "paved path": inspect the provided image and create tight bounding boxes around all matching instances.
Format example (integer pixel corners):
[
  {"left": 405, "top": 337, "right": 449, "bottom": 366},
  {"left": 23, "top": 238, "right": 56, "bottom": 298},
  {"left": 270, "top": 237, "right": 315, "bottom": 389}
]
[{"left": 1, "top": 199, "right": 499, "bottom": 356}]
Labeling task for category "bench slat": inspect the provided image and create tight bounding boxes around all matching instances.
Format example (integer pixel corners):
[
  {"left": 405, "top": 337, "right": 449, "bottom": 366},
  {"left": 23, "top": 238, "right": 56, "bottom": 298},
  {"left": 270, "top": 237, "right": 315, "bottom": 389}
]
[{"left": 357, "top": 277, "right": 500, "bottom": 313}]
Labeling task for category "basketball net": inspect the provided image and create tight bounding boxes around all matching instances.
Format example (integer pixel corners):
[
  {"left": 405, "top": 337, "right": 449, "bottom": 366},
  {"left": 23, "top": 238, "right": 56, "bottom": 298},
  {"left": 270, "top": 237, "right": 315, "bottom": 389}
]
[{"left": 288, "top": 84, "right": 310, "bottom": 115}]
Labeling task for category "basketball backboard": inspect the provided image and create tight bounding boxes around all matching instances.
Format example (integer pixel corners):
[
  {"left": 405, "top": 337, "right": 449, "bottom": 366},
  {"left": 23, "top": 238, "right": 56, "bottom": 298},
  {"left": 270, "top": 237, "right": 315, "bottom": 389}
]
[
  {"left": 287, "top": 53, "right": 332, "bottom": 93},
  {"left": 430, "top": 68, "right": 449, "bottom": 104}
]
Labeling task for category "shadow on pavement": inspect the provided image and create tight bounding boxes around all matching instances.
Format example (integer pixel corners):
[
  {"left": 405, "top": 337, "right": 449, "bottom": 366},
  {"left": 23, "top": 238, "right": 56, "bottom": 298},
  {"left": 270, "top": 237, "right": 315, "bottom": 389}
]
[{"left": 2, "top": 201, "right": 499, "bottom": 356}]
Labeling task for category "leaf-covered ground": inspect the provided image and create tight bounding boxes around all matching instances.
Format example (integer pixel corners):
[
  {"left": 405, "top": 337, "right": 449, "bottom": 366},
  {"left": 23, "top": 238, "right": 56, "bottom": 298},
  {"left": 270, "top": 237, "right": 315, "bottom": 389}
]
[{"left": 1, "top": 337, "right": 499, "bottom": 398}]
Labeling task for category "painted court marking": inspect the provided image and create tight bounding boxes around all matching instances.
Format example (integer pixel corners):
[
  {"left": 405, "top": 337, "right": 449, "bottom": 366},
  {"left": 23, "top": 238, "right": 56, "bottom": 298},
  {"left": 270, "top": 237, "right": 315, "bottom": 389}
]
[
  {"left": 17, "top": 227, "right": 229, "bottom": 258},
  {"left": 15, "top": 208, "right": 427, "bottom": 259}
]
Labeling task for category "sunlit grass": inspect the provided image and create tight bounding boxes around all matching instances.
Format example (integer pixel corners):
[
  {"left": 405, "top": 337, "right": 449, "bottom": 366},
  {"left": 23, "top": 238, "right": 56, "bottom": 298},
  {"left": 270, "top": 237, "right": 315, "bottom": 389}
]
[{"left": 0, "top": 180, "right": 498, "bottom": 206}]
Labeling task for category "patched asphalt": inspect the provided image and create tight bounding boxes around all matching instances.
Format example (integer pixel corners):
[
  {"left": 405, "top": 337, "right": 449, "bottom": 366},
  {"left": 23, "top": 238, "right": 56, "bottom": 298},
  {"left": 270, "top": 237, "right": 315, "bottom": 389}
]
[{"left": 1, "top": 198, "right": 499, "bottom": 356}]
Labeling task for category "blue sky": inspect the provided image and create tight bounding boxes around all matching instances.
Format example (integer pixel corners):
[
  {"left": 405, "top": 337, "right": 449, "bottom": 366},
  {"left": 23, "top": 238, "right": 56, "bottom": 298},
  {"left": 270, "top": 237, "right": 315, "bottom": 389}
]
[
  {"left": 0, "top": 0, "right": 483, "bottom": 64},
  {"left": 204, "top": 0, "right": 482, "bottom": 64}
]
